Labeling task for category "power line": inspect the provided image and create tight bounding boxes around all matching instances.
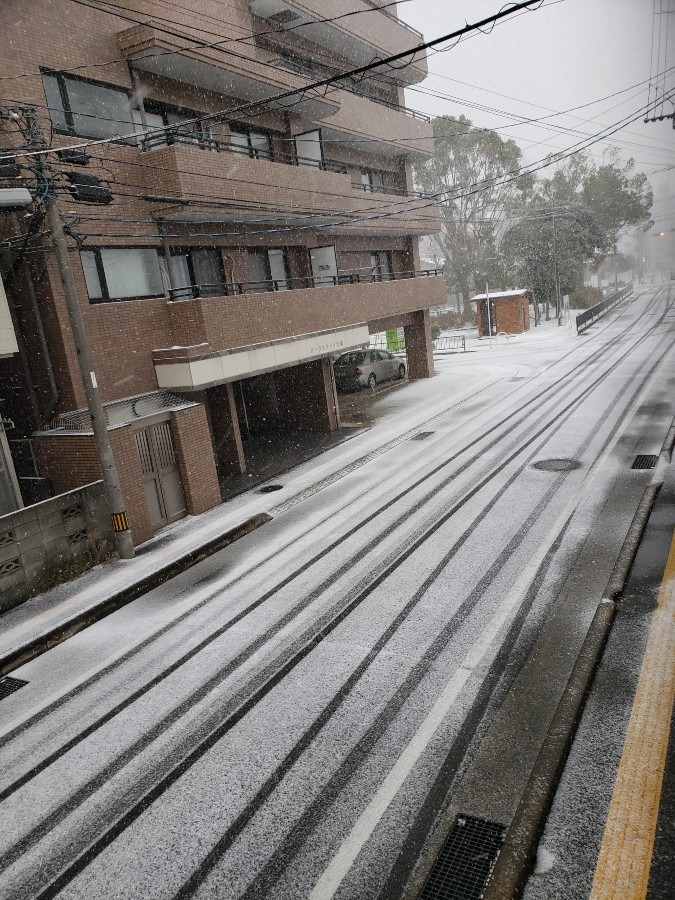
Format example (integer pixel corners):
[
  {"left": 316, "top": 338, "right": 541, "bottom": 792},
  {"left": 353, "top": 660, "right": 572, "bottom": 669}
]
[
  {"left": 1, "top": 1, "right": 547, "bottom": 161},
  {"left": 61, "top": 90, "right": 666, "bottom": 243}
]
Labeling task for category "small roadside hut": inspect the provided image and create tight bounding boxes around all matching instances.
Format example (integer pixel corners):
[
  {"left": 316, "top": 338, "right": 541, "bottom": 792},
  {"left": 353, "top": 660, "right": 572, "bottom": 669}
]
[{"left": 471, "top": 289, "right": 531, "bottom": 337}]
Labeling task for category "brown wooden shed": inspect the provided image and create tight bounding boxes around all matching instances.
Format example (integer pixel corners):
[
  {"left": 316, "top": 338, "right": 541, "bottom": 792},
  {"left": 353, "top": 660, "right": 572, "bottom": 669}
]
[{"left": 471, "top": 289, "right": 531, "bottom": 336}]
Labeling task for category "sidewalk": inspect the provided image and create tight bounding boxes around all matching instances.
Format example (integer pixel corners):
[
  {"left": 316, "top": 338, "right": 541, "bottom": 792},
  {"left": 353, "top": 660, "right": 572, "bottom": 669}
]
[{"left": 521, "top": 444, "right": 675, "bottom": 900}]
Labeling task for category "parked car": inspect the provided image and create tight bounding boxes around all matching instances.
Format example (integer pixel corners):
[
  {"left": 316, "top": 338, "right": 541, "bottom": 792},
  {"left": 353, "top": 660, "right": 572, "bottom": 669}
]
[{"left": 334, "top": 348, "right": 406, "bottom": 391}]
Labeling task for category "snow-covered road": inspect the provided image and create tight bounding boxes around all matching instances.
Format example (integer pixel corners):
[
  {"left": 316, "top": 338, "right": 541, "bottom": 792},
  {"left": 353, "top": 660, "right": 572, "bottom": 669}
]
[{"left": 0, "top": 286, "right": 673, "bottom": 900}]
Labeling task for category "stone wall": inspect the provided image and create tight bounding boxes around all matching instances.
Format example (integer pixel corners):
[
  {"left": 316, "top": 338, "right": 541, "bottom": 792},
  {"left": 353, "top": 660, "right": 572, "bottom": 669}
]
[{"left": 0, "top": 480, "right": 114, "bottom": 613}]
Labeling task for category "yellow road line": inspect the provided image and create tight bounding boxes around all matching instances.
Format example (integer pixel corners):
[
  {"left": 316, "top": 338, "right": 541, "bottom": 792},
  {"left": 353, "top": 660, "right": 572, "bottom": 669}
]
[{"left": 590, "top": 528, "right": 675, "bottom": 900}]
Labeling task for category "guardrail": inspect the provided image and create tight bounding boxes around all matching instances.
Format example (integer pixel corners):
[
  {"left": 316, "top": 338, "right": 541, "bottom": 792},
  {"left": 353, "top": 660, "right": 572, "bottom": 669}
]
[{"left": 575, "top": 283, "right": 633, "bottom": 334}]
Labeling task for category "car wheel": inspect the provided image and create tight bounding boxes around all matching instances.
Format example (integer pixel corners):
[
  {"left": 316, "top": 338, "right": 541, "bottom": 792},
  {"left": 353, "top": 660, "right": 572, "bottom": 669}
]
[
  {"left": 398, "top": 363, "right": 406, "bottom": 379},
  {"left": 367, "top": 373, "right": 377, "bottom": 390}
]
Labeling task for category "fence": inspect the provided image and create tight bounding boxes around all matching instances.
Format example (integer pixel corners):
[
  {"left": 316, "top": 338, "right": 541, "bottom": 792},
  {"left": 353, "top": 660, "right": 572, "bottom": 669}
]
[
  {"left": 433, "top": 335, "right": 466, "bottom": 352},
  {"left": 0, "top": 481, "right": 114, "bottom": 613},
  {"left": 576, "top": 283, "right": 633, "bottom": 334},
  {"left": 369, "top": 334, "right": 466, "bottom": 353}
]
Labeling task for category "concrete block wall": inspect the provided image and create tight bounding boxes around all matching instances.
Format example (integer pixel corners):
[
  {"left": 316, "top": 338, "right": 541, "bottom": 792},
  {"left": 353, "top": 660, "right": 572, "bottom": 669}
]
[{"left": 0, "top": 481, "right": 114, "bottom": 613}]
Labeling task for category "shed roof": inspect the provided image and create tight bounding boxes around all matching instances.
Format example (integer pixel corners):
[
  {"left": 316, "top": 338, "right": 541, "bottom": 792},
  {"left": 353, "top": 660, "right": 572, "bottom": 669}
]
[{"left": 471, "top": 289, "right": 530, "bottom": 302}]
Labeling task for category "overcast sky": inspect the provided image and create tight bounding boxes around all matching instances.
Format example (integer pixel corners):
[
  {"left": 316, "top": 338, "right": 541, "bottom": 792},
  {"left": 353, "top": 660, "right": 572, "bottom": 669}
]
[{"left": 400, "top": 0, "right": 675, "bottom": 233}]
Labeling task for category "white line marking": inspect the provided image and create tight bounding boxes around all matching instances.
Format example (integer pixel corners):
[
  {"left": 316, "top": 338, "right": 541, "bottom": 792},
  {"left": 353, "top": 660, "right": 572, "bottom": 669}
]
[{"left": 309, "top": 347, "right": 671, "bottom": 900}]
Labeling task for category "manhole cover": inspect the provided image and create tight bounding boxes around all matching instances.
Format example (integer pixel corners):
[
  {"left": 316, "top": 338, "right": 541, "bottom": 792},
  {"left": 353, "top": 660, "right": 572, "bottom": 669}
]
[
  {"left": 259, "top": 484, "right": 284, "bottom": 493},
  {"left": 532, "top": 458, "right": 582, "bottom": 472}
]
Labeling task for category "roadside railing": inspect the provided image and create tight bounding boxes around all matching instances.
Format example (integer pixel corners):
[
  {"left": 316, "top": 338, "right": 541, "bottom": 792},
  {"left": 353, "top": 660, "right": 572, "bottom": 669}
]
[
  {"left": 575, "top": 282, "right": 633, "bottom": 334},
  {"left": 167, "top": 268, "right": 444, "bottom": 300}
]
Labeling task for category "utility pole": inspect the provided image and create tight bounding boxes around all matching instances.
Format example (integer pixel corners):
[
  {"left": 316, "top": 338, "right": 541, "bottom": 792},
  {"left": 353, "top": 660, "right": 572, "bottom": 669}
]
[
  {"left": 40, "top": 166, "right": 135, "bottom": 559},
  {"left": 4, "top": 104, "right": 134, "bottom": 556}
]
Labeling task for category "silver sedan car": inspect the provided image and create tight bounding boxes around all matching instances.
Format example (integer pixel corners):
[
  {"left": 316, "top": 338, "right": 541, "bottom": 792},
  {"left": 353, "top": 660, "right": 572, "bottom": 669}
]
[{"left": 334, "top": 348, "right": 406, "bottom": 391}]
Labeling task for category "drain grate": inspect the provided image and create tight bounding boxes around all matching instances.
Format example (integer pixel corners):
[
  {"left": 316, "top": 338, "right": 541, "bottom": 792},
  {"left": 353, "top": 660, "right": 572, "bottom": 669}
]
[
  {"left": 0, "top": 677, "right": 28, "bottom": 701},
  {"left": 420, "top": 814, "right": 506, "bottom": 900},
  {"left": 412, "top": 432, "right": 435, "bottom": 441},
  {"left": 631, "top": 454, "right": 658, "bottom": 470},
  {"left": 259, "top": 484, "right": 284, "bottom": 493}
]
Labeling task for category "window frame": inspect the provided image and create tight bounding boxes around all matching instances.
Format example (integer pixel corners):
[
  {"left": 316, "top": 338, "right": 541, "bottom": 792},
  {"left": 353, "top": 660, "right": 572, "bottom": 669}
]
[
  {"left": 361, "top": 168, "right": 386, "bottom": 193},
  {"left": 165, "top": 247, "right": 226, "bottom": 297},
  {"left": 41, "top": 68, "right": 134, "bottom": 139},
  {"left": 81, "top": 246, "right": 230, "bottom": 303},
  {"left": 370, "top": 250, "right": 394, "bottom": 281},
  {"left": 136, "top": 100, "right": 206, "bottom": 149},
  {"left": 80, "top": 246, "right": 166, "bottom": 304},
  {"left": 229, "top": 122, "right": 275, "bottom": 160}
]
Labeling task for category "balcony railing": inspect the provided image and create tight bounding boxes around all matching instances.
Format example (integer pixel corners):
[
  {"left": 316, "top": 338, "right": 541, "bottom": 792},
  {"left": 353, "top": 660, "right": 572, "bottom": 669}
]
[
  {"left": 138, "top": 129, "right": 350, "bottom": 174},
  {"left": 362, "top": 0, "right": 423, "bottom": 37},
  {"left": 167, "top": 267, "right": 444, "bottom": 300}
]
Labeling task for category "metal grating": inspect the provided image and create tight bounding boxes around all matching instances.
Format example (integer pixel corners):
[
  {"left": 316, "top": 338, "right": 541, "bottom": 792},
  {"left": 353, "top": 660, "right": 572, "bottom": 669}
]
[
  {"left": 0, "top": 677, "right": 28, "bottom": 701},
  {"left": 412, "top": 432, "right": 435, "bottom": 441},
  {"left": 632, "top": 454, "right": 658, "bottom": 470},
  {"left": 420, "top": 814, "right": 506, "bottom": 900}
]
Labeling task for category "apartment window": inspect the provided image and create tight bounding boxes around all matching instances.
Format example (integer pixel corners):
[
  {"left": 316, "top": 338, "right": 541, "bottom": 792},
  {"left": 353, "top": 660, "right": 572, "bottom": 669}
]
[
  {"left": 249, "top": 248, "right": 289, "bottom": 291},
  {"left": 370, "top": 251, "right": 393, "bottom": 281},
  {"left": 229, "top": 124, "right": 274, "bottom": 160},
  {"left": 133, "top": 103, "right": 205, "bottom": 150},
  {"left": 80, "top": 248, "right": 165, "bottom": 302},
  {"left": 41, "top": 70, "right": 134, "bottom": 139},
  {"left": 161, "top": 248, "right": 225, "bottom": 298},
  {"left": 361, "top": 169, "right": 385, "bottom": 192},
  {"left": 294, "top": 130, "right": 323, "bottom": 168}
]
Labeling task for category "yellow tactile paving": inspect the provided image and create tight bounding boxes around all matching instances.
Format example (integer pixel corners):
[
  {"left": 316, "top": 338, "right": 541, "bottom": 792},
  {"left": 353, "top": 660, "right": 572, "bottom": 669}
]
[{"left": 589, "top": 529, "right": 675, "bottom": 900}]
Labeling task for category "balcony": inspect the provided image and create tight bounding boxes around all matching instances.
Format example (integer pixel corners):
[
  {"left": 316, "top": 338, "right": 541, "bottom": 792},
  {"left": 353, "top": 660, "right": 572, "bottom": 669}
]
[
  {"left": 249, "top": 0, "right": 427, "bottom": 84},
  {"left": 317, "top": 88, "right": 434, "bottom": 159},
  {"left": 153, "top": 270, "right": 445, "bottom": 389},
  {"left": 140, "top": 142, "right": 441, "bottom": 235},
  {"left": 117, "top": 24, "right": 339, "bottom": 123}
]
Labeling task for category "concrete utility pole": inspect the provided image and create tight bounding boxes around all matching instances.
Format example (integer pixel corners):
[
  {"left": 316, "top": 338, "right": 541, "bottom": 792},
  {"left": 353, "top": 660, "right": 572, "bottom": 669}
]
[{"left": 44, "top": 188, "right": 135, "bottom": 559}]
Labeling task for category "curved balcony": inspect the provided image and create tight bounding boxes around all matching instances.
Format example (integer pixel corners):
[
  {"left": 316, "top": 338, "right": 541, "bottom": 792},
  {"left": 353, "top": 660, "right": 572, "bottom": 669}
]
[
  {"left": 249, "top": 0, "right": 427, "bottom": 84},
  {"left": 140, "top": 141, "right": 441, "bottom": 235},
  {"left": 117, "top": 24, "right": 339, "bottom": 123}
]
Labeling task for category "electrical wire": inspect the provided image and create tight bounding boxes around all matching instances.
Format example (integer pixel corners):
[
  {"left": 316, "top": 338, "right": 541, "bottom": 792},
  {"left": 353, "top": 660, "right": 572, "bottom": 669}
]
[{"left": 0, "top": 1, "right": 547, "bottom": 160}]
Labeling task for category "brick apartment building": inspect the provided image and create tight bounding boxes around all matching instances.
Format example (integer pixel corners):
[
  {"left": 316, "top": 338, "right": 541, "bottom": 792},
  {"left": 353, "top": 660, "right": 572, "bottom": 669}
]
[{"left": 0, "top": 0, "right": 443, "bottom": 544}]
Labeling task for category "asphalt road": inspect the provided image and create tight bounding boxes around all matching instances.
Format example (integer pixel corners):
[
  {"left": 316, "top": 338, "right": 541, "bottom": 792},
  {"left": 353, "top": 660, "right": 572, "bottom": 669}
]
[{"left": 0, "top": 285, "right": 673, "bottom": 900}]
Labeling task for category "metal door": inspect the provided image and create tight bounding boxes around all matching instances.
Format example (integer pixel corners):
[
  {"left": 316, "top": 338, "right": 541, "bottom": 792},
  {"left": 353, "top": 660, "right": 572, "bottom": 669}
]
[{"left": 135, "top": 422, "right": 187, "bottom": 530}]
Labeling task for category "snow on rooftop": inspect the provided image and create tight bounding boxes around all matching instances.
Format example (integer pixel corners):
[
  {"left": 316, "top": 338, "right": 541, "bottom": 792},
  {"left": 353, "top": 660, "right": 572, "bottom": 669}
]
[{"left": 471, "top": 289, "right": 530, "bottom": 301}]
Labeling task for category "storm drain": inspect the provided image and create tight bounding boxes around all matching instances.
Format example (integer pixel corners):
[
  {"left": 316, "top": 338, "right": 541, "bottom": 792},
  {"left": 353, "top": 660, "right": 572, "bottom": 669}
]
[
  {"left": 412, "top": 432, "right": 435, "bottom": 441},
  {"left": 259, "top": 484, "right": 284, "bottom": 493},
  {"left": 419, "top": 814, "right": 506, "bottom": 900},
  {"left": 0, "top": 677, "right": 28, "bottom": 702},
  {"left": 631, "top": 454, "right": 658, "bottom": 470}
]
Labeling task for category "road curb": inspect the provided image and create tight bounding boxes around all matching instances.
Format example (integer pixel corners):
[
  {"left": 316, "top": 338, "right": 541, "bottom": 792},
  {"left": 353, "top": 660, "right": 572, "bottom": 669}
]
[
  {"left": 0, "top": 512, "right": 271, "bottom": 678},
  {"left": 482, "top": 481, "right": 662, "bottom": 900}
]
